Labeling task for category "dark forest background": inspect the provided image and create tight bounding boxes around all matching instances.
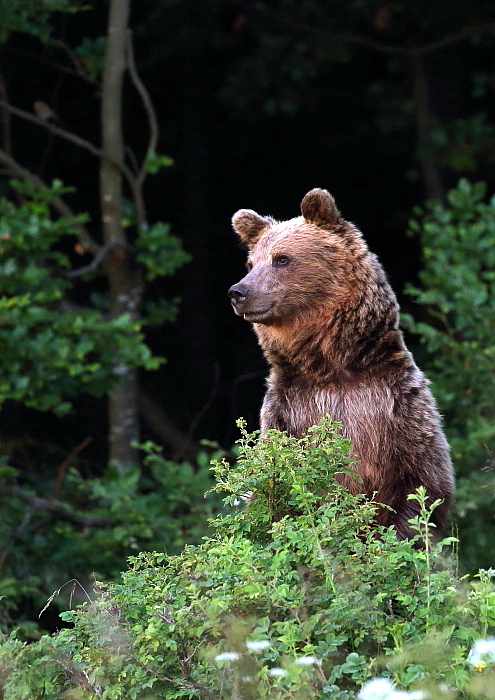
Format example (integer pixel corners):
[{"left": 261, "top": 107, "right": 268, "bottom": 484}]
[{"left": 1, "top": 0, "right": 495, "bottom": 635}]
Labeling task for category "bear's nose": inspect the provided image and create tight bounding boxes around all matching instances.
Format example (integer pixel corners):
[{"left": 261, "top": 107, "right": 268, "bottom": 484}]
[{"left": 228, "top": 283, "right": 250, "bottom": 305}]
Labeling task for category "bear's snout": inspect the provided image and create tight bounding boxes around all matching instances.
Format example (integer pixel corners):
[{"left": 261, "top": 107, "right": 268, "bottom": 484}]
[
  {"left": 228, "top": 277, "right": 276, "bottom": 323},
  {"left": 228, "top": 283, "right": 250, "bottom": 308}
]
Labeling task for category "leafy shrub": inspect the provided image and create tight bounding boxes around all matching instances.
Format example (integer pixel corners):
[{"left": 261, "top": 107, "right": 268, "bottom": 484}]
[
  {"left": 0, "top": 442, "right": 221, "bottom": 638},
  {"left": 1, "top": 418, "right": 495, "bottom": 698},
  {"left": 402, "top": 179, "right": 495, "bottom": 571},
  {"left": 0, "top": 180, "right": 190, "bottom": 412},
  {"left": 0, "top": 177, "right": 200, "bottom": 635}
]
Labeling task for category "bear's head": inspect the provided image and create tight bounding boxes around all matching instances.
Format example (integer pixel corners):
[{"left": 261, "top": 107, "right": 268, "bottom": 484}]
[{"left": 228, "top": 189, "right": 368, "bottom": 326}]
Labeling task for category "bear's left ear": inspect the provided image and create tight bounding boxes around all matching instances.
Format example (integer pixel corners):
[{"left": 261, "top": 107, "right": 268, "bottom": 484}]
[
  {"left": 232, "top": 209, "right": 272, "bottom": 249},
  {"left": 301, "top": 188, "right": 341, "bottom": 228}
]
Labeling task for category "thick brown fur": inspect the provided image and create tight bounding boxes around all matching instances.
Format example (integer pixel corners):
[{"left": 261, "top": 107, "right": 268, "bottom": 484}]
[{"left": 228, "top": 188, "right": 454, "bottom": 539}]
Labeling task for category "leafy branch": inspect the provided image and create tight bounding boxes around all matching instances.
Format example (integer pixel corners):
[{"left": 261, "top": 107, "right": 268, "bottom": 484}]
[
  {"left": 0, "top": 487, "right": 109, "bottom": 527},
  {"left": 0, "top": 146, "right": 100, "bottom": 254}
]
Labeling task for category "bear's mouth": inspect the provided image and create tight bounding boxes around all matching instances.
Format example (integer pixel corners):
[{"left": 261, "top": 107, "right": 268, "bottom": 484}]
[{"left": 243, "top": 305, "right": 274, "bottom": 322}]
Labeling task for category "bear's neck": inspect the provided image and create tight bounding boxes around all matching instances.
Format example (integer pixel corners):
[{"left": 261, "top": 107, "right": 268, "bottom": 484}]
[{"left": 254, "top": 304, "right": 410, "bottom": 383}]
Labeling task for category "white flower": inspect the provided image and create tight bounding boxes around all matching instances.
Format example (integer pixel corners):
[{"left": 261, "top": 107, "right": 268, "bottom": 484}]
[
  {"left": 467, "top": 638, "right": 495, "bottom": 668},
  {"left": 358, "top": 679, "right": 429, "bottom": 700},
  {"left": 245, "top": 640, "right": 271, "bottom": 652},
  {"left": 358, "top": 678, "right": 396, "bottom": 700},
  {"left": 268, "top": 667, "right": 287, "bottom": 677},
  {"left": 233, "top": 492, "right": 253, "bottom": 506},
  {"left": 294, "top": 655, "right": 321, "bottom": 666},
  {"left": 214, "top": 652, "right": 240, "bottom": 662}
]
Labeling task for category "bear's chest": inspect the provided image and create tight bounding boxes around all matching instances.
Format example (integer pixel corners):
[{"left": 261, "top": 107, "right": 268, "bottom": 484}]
[{"left": 261, "top": 376, "right": 395, "bottom": 471}]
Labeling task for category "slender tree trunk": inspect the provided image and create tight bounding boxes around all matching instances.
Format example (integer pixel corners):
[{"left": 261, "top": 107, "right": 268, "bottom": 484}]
[
  {"left": 0, "top": 72, "right": 11, "bottom": 154},
  {"left": 409, "top": 53, "right": 444, "bottom": 202},
  {"left": 100, "top": 0, "right": 142, "bottom": 471}
]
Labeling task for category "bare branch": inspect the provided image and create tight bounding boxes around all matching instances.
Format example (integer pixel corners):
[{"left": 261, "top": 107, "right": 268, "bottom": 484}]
[
  {"left": 137, "top": 388, "right": 202, "bottom": 461},
  {"left": 125, "top": 144, "right": 140, "bottom": 175},
  {"left": 131, "top": 657, "right": 217, "bottom": 700},
  {"left": 5, "top": 44, "right": 100, "bottom": 86},
  {"left": 339, "top": 23, "right": 495, "bottom": 56},
  {"left": 125, "top": 30, "right": 159, "bottom": 185},
  {"left": 48, "top": 38, "right": 101, "bottom": 85},
  {"left": 0, "top": 487, "right": 109, "bottom": 527},
  {"left": 0, "top": 99, "right": 137, "bottom": 193},
  {"left": 123, "top": 29, "right": 158, "bottom": 231},
  {"left": 64, "top": 240, "right": 126, "bottom": 278},
  {"left": 52, "top": 437, "right": 93, "bottom": 499},
  {"left": 253, "top": 4, "right": 495, "bottom": 57},
  {"left": 0, "top": 147, "right": 101, "bottom": 254},
  {"left": 177, "top": 363, "right": 220, "bottom": 461},
  {"left": 0, "top": 98, "right": 104, "bottom": 157}
]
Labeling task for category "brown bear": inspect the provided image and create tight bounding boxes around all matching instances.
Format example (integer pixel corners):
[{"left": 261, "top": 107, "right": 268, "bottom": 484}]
[{"left": 228, "top": 188, "right": 454, "bottom": 539}]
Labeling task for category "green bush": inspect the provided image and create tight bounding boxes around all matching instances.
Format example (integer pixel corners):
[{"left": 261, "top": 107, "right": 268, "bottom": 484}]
[
  {"left": 0, "top": 442, "right": 221, "bottom": 638},
  {"left": 402, "top": 179, "right": 495, "bottom": 571},
  {"left": 0, "top": 179, "right": 189, "bottom": 412},
  {"left": 1, "top": 418, "right": 495, "bottom": 699},
  {"left": 0, "top": 178, "right": 201, "bottom": 635}
]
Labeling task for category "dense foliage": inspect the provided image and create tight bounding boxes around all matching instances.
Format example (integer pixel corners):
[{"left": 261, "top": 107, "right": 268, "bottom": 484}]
[
  {"left": 0, "top": 439, "right": 220, "bottom": 639},
  {"left": 1, "top": 419, "right": 495, "bottom": 699},
  {"left": 0, "top": 180, "right": 167, "bottom": 413},
  {"left": 0, "top": 179, "right": 199, "bottom": 634},
  {"left": 403, "top": 179, "right": 495, "bottom": 571}
]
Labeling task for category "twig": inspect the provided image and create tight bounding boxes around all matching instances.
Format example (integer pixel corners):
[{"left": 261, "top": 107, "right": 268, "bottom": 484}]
[
  {"left": 125, "top": 144, "right": 140, "bottom": 175},
  {"left": 253, "top": 4, "right": 495, "bottom": 56},
  {"left": 0, "top": 99, "right": 137, "bottom": 193},
  {"left": 54, "top": 657, "right": 103, "bottom": 698},
  {"left": 132, "top": 657, "right": 217, "bottom": 699},
  {"left": 125, "top": 30, "right": 159, "bottom": 187},
  {"left": 175, "top": 364, "right": 220, "bottom": 461},
  {"left": 0, "top": 506, "right": 34, "bottom": 570},
  {"left": 124, "top": 29, "right": 158, "bottom": 231},
  {"left": 4, "top": 44, "right": 100, "bottom": 86},
  {"left": 64, "top": 241, "right": 125, "bottom": 278},
  {"left": 0, "top": 146, "right": 101, "bottom": 254},
  {"left": 48, "top": 38, "right": 101, "bottom": 85},
  {"left": 340, "top": 24, "right": 495, "bottom": 56},
  {"left": 52, "top": 436, "right": 93, "bottom": 499},
  {"left": 137, "top": 388, "right": 203, "bottom": 461},
  {"left": 0, "top": 487, "right": 109, "bottom": 527},
  {"left": 180, "top": 635, "right": 208, "bottom": 672}
]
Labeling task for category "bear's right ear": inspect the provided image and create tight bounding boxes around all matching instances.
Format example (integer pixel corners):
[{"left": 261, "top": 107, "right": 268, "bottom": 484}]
[
  {"left": 301, "top": 188, "right": 341, "bottom": 228},
  {"left": 232, "top": 209, "right": 271, "bottom": 249}
]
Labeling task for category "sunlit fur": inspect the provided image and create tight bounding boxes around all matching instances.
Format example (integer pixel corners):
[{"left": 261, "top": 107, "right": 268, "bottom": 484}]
[{"left": 229, "top": 189, "right": 454, "bottom": 539}]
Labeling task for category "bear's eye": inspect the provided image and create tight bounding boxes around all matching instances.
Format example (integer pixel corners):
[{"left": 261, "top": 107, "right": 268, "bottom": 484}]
[{"left": 273, "top": 255, "right": 290, "bottom": 268}]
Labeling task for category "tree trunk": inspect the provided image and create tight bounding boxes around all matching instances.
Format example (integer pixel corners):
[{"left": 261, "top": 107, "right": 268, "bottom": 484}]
[
  {"left": 100, "top": 0, "right": 142, "bottom": 471},
  {"left": 409, "top": 53, "right": 444, "bottom": 202}
]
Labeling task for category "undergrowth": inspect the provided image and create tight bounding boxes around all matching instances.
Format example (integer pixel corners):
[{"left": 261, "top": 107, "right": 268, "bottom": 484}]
[{"left": 1, "top": 417, "right": 495, "bottom": 699}]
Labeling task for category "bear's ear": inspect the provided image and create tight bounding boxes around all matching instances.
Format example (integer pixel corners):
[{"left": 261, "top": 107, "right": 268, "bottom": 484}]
[
  {"left": 232, "top": 209, "right": 271, "bottom": 249},
  {"left": 301, "top": 188, "right": 341, "bottom": 228}
]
